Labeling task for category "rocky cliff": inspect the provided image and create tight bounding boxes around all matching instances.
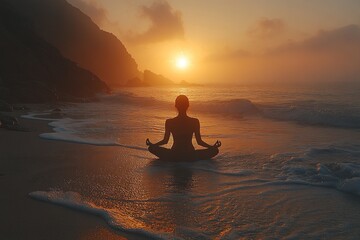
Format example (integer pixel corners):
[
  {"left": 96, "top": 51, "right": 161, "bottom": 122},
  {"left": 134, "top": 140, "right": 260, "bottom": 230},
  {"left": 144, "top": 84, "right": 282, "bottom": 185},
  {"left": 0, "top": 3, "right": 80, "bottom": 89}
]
[
  {"left": 5, "top": 0, "right": 140, "bottom": 86},
  {"left": 0, "top": 1, "right": 109, "bottom": 103}
]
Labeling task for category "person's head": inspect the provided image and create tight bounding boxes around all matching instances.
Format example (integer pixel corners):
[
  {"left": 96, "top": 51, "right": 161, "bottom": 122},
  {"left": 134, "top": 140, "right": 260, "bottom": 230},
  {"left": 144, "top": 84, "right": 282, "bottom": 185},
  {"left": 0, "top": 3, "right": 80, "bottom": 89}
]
[{"left": 175, "top": 95, "right": 189, "bottom": 113}]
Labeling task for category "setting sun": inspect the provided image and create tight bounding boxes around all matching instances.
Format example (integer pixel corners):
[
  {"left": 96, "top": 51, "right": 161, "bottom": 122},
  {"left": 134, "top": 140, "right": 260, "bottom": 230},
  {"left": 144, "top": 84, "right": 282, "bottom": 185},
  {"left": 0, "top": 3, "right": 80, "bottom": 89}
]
[{"left": 175, "top": 55, "right": 189, "bottom": 70}]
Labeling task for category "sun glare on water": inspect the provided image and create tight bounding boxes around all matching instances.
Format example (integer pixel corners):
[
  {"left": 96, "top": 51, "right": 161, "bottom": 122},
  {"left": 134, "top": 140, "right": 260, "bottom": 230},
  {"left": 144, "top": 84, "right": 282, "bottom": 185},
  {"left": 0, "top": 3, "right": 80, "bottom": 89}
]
[{"left": 175, "top": 55, "right": 189, "bottom": 70}]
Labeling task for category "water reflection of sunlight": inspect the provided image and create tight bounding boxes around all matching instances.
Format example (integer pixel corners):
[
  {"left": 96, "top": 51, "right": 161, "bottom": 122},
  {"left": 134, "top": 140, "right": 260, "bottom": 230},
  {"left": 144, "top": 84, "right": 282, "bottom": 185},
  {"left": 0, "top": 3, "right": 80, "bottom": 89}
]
[{"left": 178, "top": 87, "right": 189, "bottom": 96}]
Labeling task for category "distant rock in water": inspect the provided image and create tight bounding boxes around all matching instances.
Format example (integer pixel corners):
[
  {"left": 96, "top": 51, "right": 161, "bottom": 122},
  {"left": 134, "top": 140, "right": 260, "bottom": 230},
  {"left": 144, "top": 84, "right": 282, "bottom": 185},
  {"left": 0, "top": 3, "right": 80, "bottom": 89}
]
[
  {"left": 125, "top": 70, "right": 174, "bottom": 87},
  {"left": 5, "top": 0, "right": 140, "bottom": 86},
  {"left": 126, "top": 77, "right": 144, "bottom": 87},
  {"left": 143, "top": 70, "right": 174, "bottom": 86},
  {"left": 125, "top": 71, "right": 200, "bottom": 87},
  {"left": 0, "top": 1, "right": 109, "bottom": 103}
]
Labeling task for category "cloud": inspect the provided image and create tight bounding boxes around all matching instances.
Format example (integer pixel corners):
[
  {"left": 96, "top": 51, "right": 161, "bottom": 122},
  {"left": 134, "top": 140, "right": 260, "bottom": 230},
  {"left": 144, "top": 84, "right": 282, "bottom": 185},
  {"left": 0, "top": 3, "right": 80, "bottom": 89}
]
[
  {"left": 206, "top": 49, "right": 250, "bottom": 62},
  {"left": 204, "top": 24, "right": 360, "bottom": 84},
  {"left": 209, "top": 24, "right": 360, "bottom": 61},
  {"left": 129, "top": 0, "right": 185, "bottom": 44},
  {"left": 67, "top": 0, "right": 108, "bottom": 25},
  {"left": 270, "top": 24, "right": 360, "bottom": 54},
  {"left": 248, "top": 18, "right": 286, "bottom": 39},
  {"left": 264, "top": 24, "right": 360, "bottom": 82}
]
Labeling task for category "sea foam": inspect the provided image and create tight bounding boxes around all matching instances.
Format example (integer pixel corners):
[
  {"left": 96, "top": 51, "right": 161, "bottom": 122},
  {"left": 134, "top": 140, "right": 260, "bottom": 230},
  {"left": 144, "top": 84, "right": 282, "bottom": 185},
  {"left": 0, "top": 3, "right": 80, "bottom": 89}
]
[
  {"left": 40, "top": 132, "right": 147, "bottom": 151},
  {"left": 29, "top": 191, "right": 170, "bottom": 239},
  {"left": 274, "top": 145, "right": 360, "bottom": 196},
  {"left": 23, "top": 112, "right": 147, "bottom": 151}
]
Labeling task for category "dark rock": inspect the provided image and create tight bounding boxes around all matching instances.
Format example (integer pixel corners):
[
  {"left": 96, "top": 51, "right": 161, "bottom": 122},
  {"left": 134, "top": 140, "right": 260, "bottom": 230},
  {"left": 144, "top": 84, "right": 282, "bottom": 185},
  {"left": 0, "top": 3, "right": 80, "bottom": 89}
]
[
  {"left": 0, "top": 114, "right": 18, "bottom": 126},
  {"left": 0, "top": 114, "right": 29, "bottom": 131},
  {"left": 6, "top": 0, "right": 140, "bottom": 86},
  {"left": 9, "top": 82, "right": 58, "bottom": 103},
  {"left": 126, "top": 77, "right": 143, "bottom": 87},
  {"left": 0, "top": 1, "right": 110, "bottom": 103},
  {"left": 0, "top": 100, "right": 13, "bottom": 112},
  {"left": 143, "top": 70, "right": 174, "bottom": 86},
  {"left": 52, "top": 108, "right": 62, "bottom": 112}
]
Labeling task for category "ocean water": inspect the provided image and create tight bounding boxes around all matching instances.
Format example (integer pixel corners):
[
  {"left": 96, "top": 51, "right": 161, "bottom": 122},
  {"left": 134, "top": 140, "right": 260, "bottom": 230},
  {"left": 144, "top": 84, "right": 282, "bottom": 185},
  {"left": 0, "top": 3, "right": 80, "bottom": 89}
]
[{"left": 24, "top": 85, "right": 360, "bottom": 239}]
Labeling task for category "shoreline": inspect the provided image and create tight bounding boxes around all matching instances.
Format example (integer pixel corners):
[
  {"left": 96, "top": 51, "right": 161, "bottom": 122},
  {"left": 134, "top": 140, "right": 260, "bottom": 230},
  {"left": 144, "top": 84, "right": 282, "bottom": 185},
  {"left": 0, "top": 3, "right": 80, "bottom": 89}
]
[
  {"left": 0, "top": 109, "right": 146, "bottom": 240},
  {"left": 2, "top": 92, "right": 360, "bottom": 239}
]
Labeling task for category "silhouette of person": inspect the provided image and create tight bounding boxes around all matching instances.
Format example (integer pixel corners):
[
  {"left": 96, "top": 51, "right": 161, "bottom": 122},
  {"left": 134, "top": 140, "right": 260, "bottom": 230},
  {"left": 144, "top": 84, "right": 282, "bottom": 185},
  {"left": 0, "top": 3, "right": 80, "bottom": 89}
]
[{"left": 146, "top": 95, "right": 221, "bottom": 161}]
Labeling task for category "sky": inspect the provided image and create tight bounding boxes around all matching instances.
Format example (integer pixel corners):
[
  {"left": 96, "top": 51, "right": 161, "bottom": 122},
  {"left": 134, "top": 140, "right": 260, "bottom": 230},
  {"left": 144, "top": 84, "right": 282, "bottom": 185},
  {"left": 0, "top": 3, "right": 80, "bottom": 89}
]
[{"left": 68, "top": 0, "right": 360, "bottom": 85}]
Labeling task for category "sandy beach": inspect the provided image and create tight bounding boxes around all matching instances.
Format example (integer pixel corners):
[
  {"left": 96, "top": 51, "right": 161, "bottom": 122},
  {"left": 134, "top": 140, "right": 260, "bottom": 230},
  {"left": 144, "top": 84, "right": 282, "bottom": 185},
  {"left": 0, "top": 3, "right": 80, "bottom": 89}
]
[{"left": 0, "top": 111, "right": 144, "bottom": 240}]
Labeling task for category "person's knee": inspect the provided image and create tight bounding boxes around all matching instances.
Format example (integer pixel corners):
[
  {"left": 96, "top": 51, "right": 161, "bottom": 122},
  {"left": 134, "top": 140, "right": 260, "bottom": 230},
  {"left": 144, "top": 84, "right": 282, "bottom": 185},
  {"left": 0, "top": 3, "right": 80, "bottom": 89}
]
[
  {"left": 212, "top": 147, "right": 219, "bottom": 156},
  {"left": 148, "top": 145, "right": 157, "bottom": 153}
]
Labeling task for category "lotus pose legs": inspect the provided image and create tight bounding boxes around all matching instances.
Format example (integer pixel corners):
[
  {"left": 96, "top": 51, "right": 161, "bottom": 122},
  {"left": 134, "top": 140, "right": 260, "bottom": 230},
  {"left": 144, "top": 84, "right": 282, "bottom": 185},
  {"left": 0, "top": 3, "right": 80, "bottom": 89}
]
[{"left": 146, "top": 95, "right": 221, "bottom": 161}]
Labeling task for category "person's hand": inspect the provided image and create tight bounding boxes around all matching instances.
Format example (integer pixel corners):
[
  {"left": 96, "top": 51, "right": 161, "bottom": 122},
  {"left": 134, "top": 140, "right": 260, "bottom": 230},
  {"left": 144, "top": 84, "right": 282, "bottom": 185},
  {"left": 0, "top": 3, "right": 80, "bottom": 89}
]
[
  {"left": 146, "top": 138, "right": 153, "bottom": 146},
  {"left": 213, "top": 140, "right": 222, "bottom": 148}
]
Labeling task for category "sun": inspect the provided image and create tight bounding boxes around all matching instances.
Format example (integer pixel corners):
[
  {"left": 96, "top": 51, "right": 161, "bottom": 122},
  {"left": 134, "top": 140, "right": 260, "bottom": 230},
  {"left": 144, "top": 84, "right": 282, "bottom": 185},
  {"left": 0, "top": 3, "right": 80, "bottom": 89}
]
[{"left": 175, "top": 55, "right": 189, "bottom": 70}]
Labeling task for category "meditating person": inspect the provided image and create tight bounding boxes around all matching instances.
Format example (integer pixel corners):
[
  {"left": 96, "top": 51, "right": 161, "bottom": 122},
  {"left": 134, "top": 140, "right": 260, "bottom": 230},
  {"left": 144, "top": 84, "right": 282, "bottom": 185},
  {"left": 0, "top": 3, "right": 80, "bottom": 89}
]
[{"left": 146, "top": 95, "right": 221, "bottom": 161}]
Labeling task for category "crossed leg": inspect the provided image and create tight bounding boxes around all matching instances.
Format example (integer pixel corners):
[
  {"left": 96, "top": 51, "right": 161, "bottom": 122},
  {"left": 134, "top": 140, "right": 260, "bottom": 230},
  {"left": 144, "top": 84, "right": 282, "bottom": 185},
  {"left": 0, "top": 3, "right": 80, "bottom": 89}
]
[
  {"left": 148, "top": 145, "right": 219, "bottom": 160},
  {"left": 193, "top": 147, "right": 219, "bottom": 160},
  {"left": 148, "top": 145, "right": 172, "bottom": 159}
]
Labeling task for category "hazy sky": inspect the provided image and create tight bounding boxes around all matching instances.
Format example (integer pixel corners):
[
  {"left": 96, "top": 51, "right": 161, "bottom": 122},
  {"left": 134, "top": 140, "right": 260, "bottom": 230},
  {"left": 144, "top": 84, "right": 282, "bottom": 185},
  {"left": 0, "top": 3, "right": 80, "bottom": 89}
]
[{"left": 68, "top": 0, "right": 360, "bottom": 84}]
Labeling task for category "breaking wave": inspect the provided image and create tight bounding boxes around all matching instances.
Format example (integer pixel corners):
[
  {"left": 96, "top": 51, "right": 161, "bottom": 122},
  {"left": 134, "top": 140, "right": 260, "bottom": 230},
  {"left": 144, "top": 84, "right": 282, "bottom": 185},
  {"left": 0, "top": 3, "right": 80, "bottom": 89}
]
[
  {"left": 261, "top": 101, "right": 360, "bottom": 128},
  {"left": 29, "top": 191, "right": 169, "bottom": 239},
  {"left": 272, "top": 144, "right": 360, "bottom": 196},
  {"left": 103, "top": 92, "right": 360, "bottom": 128}
]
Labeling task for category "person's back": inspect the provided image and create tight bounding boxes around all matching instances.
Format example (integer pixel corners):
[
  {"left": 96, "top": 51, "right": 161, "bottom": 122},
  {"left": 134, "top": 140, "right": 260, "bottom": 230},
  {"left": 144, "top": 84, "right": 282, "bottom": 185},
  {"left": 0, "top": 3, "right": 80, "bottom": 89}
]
[
  {"left": 146, "top": 95, "right": 221, "bottom": 161},
  {"left": 167, "top": 115, "right": 198, "bottom": 152}
]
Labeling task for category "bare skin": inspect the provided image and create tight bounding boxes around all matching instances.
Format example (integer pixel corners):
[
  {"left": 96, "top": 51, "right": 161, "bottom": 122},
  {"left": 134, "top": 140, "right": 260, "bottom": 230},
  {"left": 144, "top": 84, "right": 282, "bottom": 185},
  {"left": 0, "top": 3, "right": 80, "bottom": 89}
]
[{"left": 146, "top": 111, "right": 221, "bottom": 160}]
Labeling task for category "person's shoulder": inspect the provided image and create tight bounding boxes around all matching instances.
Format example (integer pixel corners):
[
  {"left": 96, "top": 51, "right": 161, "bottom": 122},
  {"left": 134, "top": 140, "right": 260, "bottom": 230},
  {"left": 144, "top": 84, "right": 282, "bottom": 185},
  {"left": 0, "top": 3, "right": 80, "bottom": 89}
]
[
  {"left": 189, "top": 117, "right": 199, "bottom": 124},
  {"left": 167, "top": 117, "right": 176, "bottom": 122},
  {"left": 165, "top": 118, "right": 175, "bottom": 125}
]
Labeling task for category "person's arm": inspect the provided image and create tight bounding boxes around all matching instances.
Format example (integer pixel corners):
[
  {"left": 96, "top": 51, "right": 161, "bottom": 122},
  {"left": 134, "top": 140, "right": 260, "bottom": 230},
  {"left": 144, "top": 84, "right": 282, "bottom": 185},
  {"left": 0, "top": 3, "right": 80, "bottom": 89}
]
[
  {"left": 194, "top": 119, "right": 221, "bottom": 148},
  {"left": 146, "top": 120, "right": 170, "bottom": 146}
]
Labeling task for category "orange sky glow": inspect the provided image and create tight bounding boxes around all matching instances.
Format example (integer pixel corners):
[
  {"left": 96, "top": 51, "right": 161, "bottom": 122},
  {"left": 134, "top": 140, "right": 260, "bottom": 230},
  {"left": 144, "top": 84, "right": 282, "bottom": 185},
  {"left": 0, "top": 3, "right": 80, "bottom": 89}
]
[{"left": 68, "top": 0, "right": 360, "bottom": 85}]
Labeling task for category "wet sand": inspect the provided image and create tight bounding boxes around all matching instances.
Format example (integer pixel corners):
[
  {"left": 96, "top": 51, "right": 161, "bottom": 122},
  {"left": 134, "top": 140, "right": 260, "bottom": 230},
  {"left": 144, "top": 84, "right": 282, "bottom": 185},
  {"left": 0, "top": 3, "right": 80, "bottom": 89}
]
[{"left": 0, "top": 112, "right": 145, "bottom": 240}]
